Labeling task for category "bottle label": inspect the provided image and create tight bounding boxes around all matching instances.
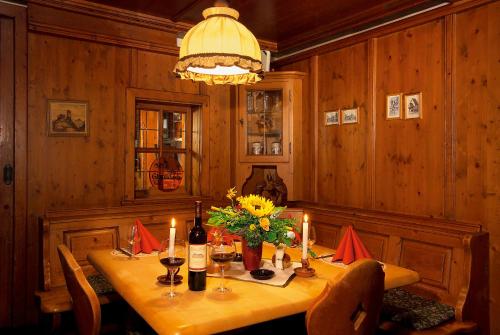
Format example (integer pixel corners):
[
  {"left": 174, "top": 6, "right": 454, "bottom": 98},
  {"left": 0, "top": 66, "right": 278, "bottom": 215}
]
[{"left": 189, "top": 244, "right": 207, "bottom": 272}]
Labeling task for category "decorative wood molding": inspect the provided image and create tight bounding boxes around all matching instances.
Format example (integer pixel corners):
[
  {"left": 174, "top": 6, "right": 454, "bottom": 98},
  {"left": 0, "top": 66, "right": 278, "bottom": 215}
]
[
  {"left": 295, "top": 201, "right": 482, "bottom": 235},
  {"left": 277, "top": 0, "right": 447, "bottom": 52},
  {"left": 444, "top": 14, "right": 457, "bottom": 218},
  {"left": 273, "top": 0, "right": 495, "bottom": 67},
  {"left": 28, "top": 0, "right": 277, "bottom": 53},
  {"left": 29, "top": 0, "right": 192, "bottom": 33},
  {"left": 28, "top": 21, "right": 180, "bottom": 55}
]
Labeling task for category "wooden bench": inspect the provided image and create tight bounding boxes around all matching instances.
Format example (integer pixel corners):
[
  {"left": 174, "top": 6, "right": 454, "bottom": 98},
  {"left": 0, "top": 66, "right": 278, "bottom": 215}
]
[
  {"left": 297, "top": 203, "right": 489, "bottom": 335},
  {"left": 35, "top": 202, "right": 197, "bottom": 330}
]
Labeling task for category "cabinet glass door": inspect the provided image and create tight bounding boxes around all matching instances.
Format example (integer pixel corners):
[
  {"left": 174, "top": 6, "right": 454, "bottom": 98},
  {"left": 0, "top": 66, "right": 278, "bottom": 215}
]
[{"left": 245, "top": 89, "right": 283, "bottom": 156}]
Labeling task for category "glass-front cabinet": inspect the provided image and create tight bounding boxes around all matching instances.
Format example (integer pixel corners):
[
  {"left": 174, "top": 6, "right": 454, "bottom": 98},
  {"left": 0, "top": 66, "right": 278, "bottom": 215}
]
[
  {"left": 236, "top": 71, "right": 305, "bottom": 200},
  {"left": 238, "top": 80, "right": 291, "bottom": 163}
]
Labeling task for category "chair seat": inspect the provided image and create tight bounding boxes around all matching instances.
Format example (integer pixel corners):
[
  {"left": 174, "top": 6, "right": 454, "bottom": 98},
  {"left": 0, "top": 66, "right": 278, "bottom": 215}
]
[
  {"left": 381, "top": 288, "right": 455, "bottom": 330},
  {"left": 378, "top": 320, "right": 477, "bottom": 335}
]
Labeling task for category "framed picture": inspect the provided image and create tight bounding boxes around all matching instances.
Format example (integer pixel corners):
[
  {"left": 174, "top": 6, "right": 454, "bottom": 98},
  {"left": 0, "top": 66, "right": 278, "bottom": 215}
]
[
  {"left": 404, "top": 93, "right": 422, "bottom": 119},
  {"left": 325, "top": 110, "right": 340, "bottom": 126},
  {"left": 341, "top": 107, "right": 359, "bottom": 124},
  {"left": 386, "top": 93, "right": 402, "bottom": 119},
  {"left": 47, "top": 100, "right": 89, "bottom": 136}
]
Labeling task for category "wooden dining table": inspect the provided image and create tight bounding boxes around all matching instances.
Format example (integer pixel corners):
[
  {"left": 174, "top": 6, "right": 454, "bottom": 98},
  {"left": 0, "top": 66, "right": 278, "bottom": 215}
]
[{"left": 87, "top": 243, "right": 419, "bottom": 335}]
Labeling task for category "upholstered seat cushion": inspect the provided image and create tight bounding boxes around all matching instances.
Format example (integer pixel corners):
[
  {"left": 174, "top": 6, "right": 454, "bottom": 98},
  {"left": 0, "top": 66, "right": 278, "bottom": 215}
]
[
  {"left": 381, "top": 288, "right": 455, "bottom": 330},
  {"left": 87, "top": 274, "right": 114, "bottom": 295}
]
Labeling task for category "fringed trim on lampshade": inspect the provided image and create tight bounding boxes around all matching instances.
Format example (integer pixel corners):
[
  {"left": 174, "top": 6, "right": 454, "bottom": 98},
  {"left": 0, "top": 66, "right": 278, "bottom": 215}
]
[{"left": 174, "top": 54, "right": 263, "bottom": 85}]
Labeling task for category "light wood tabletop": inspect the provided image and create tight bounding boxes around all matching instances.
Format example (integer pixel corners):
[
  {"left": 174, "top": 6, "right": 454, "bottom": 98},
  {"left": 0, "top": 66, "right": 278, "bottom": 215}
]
[{"left": 88, "top": 243, "right": 419, "bottom": 335}]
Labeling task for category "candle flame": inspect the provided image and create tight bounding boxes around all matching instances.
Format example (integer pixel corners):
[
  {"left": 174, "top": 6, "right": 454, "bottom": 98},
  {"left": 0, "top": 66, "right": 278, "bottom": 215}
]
[
  {"left": 304, "top": 214, "right": 308, "bottom": 222},
  {"left": 171, "top": 218, "right": 176, "bottom": 228}
]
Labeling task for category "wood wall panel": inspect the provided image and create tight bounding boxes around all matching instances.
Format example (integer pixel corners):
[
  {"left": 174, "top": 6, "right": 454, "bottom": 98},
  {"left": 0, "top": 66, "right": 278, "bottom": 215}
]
[
  {"left": 400, "top": 239, "right": 452, "bottom": 289},
  {"left": 315, "top": 222, "right": 342, "bottom": 249},
  {"left": 25, "top": 3, "right": 233, "bottom": 325},
  {"left": 316, "top": 42, "right": 370, "bottom": 208},
  {"left": 277, "top": 2, "right": 498, "bottom": 332},
  {"left": 203, "top": 85, "right": 232, "bottom": 201},
  {"left": 357, "top": 230, "right": 388, "bottom": 261},
  {"left": 454, "top": 3, "right": 500, "bottom": 334},
  {"left": 28, "top": 35, "right": 130, "bottom": 211},
  {"left": 136, "top": 50, "right": 199, "bottom": 94},
  {"left": 278, "top": 59, "right": 314, "bottom": 201},
  {"left": 375, "top": 20, "right": 445, "bottom": 216},
  {"left": 64, "top": 228, "right": 118, "bottom": 265}
]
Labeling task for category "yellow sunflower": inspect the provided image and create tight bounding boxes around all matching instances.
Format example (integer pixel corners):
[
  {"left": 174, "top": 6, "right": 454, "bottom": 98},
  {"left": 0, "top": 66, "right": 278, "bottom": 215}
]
[
  {"left": 237, "top": 194, "right": 275, "bottom": 218},
  {"left": 259, "top": 217, "right": 270, "bottom": 231}
]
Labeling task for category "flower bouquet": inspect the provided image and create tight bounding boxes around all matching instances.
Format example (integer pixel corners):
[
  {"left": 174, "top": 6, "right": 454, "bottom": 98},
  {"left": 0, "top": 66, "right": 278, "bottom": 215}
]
[{"left": 208, "top": 188, "right": 298, "bottom": 270}]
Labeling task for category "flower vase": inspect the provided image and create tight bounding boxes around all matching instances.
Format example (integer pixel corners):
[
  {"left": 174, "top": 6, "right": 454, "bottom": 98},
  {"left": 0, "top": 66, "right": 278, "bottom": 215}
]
[{"left": 242, "top": 239, "right": 262, "bottom": 271}]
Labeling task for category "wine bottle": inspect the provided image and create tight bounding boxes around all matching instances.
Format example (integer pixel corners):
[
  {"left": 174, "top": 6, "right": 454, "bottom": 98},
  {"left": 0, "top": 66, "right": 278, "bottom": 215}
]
[{"left": 188, "top": 201, "right": 207, "bottom": 291}]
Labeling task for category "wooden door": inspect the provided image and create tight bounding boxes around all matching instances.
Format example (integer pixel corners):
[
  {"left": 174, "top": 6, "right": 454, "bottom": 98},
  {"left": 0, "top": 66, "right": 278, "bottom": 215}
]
[{"left": 0, "top": 15, "right": 14, "bottom": 326}]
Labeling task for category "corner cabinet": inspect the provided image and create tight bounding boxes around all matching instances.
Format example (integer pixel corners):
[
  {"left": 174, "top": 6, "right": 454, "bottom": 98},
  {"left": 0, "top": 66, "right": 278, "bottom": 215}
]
[{"left": 235, "top": 71, "right": 306, "bottom": 202}]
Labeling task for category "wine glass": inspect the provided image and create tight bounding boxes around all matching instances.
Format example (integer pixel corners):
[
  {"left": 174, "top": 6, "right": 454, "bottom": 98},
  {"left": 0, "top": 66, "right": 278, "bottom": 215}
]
[
  {"left": 127, "top": 224, "right": 141, "bottom": 259},
  {"left": 158, "top": 239, "right": 186, "bottom": 299},
  {"left": 210, "top": 238, "right": 236, "bottom": 293}
]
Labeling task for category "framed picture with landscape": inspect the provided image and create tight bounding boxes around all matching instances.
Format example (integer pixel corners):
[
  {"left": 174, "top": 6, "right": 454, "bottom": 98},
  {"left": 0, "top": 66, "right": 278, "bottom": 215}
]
[
  {"left": 325, "top": 110, "right": 340, "bottom": 126},
  {"left": 47, "top": 100, "right": 89, "bottom": 136},
  {"left": 341, "top": 107, "right": 359, "bottom": 124}
]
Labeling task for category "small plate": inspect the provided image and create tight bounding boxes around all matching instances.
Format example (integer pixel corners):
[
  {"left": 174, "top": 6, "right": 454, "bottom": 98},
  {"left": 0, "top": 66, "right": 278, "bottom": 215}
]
[
  {"left": 157, "top": 274, "right": 183, "bottom": 285},
  {"left": 250, "top": 269, "right": 275, "bottom": 280}
]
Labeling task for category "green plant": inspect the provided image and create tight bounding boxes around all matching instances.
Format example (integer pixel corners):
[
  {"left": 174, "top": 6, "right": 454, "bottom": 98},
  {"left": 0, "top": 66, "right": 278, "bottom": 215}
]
[{"left": 207, "top": 188, "right": 297, "bottom": 248}]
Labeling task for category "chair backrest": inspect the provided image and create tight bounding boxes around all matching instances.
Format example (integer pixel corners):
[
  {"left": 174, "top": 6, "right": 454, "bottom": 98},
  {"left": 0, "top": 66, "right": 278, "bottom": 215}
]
[
  {"left": 306, "top": 259, "right": 385, "bottom": 335},
  {"left": 57, "top": 244, "right": 101, "bottom": 335}
]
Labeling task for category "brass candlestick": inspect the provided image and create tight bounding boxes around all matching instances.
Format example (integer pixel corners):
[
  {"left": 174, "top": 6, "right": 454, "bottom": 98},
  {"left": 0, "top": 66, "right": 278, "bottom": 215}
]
[{"left": 294, "top": 258, "right": 315, "bottom": 277}]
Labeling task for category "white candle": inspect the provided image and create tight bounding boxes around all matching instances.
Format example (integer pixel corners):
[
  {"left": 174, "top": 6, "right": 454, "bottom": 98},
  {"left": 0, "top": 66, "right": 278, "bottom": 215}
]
[
  {"left": 168, "top": 218, "right": 176, "bottom": 257},
  {"left": 302, "top": 214, "right": 309, "bottom": 259}
]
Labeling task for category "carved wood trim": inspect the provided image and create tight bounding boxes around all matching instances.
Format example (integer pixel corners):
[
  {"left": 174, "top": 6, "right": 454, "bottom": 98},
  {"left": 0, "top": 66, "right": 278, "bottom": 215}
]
[
  {"left": 28, "top": 0, "right": 277, "bottom": 52},
  {"left": 29, "top": 0, "right": 191, "bottom": 33},
  {"left": 28, "top": 21, "right": 180, "bottom": 55},
  {"left": 273, "top": 0, "right": 495, "bottom": 67}
]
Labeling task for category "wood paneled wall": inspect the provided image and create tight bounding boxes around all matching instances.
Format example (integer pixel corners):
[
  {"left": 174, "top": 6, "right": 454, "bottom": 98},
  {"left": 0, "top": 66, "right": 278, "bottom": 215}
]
[
  {"left": 278, "top": 1, "right": 499, "bottom": 334},
  {"left": 24, "top": 1, "right": 231, "bottom": 324}
]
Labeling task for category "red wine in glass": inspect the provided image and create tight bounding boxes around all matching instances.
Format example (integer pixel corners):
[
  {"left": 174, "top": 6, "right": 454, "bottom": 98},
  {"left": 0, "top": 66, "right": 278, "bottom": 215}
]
[
  {"left": 160, "top": 257, "right": 185, "bottom": 269},
  {"left": 158, "top": 239, "right": 186, "bottom": 299},
  {"left": 210, "top": 240, "right": 236, "bottom": 293},
  {"left": 210, "top": 253, "right": 235, "bottom": 264}
]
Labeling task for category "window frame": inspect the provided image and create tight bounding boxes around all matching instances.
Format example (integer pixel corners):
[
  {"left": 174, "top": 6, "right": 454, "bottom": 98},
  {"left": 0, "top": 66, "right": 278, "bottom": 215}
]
[{"left": 124, "top": 88, "right": 210, "bottom": 204}]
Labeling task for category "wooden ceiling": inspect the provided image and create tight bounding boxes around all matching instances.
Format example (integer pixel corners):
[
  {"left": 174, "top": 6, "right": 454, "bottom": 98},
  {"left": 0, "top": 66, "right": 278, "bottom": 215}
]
[{"left": 87, "top": 0, "right": 450, "bottom": 53}]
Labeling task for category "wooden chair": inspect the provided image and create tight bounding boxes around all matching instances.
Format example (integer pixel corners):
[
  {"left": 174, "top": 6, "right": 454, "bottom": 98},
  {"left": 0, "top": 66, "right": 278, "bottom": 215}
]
[
  {"left": 57, "top": 244, "right": 101, "bottom": 335},
  {"left": 306, "top": 259, "right": 385, "bottom": 335}
]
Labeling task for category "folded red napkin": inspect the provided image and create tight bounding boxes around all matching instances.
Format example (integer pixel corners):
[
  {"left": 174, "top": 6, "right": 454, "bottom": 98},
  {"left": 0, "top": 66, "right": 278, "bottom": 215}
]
[
  {"left": 132, "top": 219, "right": 161, "bottom": 254},
  {"left": 332, "top": 225, "right": 372, "bottom": 264}
]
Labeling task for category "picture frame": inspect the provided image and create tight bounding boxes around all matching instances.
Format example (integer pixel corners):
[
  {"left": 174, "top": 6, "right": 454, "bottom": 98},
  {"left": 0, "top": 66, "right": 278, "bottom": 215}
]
[
  {"left": 386, "top": 93, "right": 403, "bottom": 119},
  {"left": 341, "top": 107, "right": 359, "bottom": 124},
  {"left": 404, "top": 93, "right": 422, "bottom": 119},
  {"left": 47, "top": 100, "right": 89, "bottom": 136},
  {"left": 325, "top": 110, "right": 340, "bottom": 126}
]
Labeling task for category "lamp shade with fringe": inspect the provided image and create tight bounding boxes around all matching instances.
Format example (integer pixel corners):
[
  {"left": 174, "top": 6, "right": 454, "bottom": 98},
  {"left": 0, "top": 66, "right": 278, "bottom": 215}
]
[{"left": 174, "top": 3, "right": 263, "bottom": 85}]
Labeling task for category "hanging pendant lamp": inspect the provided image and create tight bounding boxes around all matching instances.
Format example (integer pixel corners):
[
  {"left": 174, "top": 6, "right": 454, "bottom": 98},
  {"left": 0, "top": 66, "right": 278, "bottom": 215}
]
[{"left": 174, "top": 0, "right": 263, "bottom": 85}]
